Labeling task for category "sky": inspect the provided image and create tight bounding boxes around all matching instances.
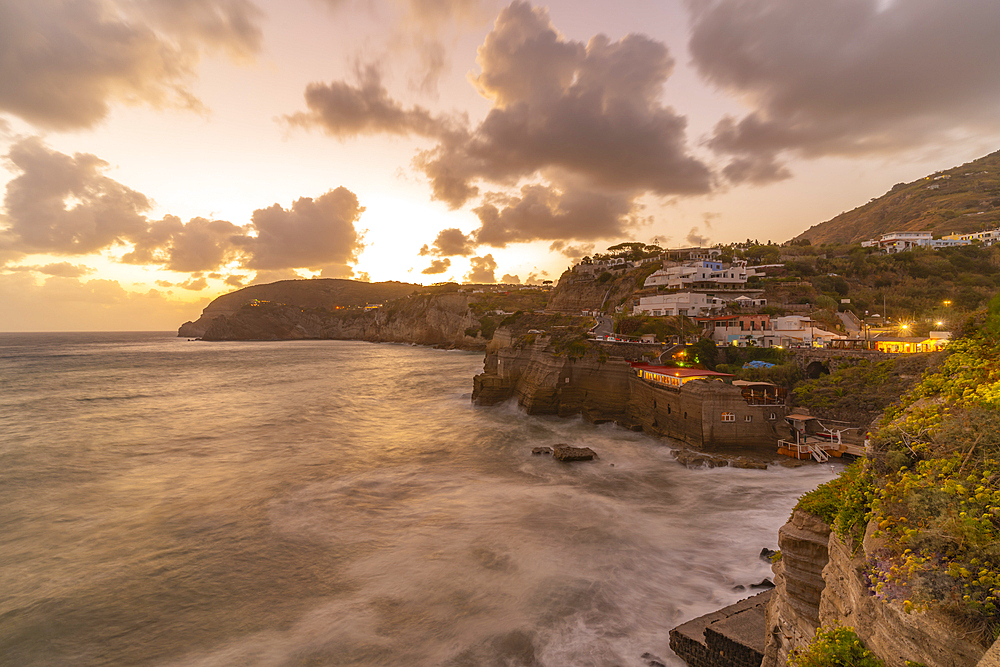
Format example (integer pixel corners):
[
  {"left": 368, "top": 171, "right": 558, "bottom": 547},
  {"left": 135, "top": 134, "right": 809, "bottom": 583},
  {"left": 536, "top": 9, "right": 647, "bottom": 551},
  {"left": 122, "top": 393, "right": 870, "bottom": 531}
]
[{"left": 1, "top": 0, "right": 999, "bottom": 330}]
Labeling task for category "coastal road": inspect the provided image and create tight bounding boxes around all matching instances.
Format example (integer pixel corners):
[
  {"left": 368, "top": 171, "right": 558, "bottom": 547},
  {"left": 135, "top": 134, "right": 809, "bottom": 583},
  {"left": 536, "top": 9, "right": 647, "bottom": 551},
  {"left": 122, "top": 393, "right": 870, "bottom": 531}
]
[
  {"left": 837, "top": 310, "right": 862, "bottom": 335},
  {"left": 594, "top": 315, "right": 613, "bottom": 337}
]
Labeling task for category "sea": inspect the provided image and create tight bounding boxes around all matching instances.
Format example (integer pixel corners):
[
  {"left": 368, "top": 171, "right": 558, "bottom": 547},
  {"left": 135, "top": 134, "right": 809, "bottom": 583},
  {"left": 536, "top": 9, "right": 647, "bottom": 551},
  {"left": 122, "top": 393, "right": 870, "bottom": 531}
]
[{"left": 0, "top": 332, "right": 839, "bottom": 667}]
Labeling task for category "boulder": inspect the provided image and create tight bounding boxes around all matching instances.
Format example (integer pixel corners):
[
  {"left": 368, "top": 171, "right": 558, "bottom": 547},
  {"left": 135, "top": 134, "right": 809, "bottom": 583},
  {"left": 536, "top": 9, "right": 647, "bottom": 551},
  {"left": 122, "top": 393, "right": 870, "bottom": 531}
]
[
  {"left": 552, "top": 445, "right": 598, "bottom": 462},
  {"left": 531, "top": 447, "right": 553, "bottom": 456}
]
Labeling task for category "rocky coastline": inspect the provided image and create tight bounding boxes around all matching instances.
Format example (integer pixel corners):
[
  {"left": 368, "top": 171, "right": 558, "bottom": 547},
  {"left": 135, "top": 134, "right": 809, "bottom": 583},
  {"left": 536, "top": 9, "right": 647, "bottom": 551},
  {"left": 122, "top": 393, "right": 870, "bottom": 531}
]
[{"left": 179, "top": 292, "right": 488, "bottom": 350}]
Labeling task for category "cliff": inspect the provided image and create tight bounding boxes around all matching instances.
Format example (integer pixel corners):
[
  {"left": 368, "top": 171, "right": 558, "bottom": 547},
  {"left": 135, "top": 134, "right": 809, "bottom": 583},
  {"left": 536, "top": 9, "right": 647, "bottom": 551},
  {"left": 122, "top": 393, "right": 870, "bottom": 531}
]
[
  {"left": 762, "top": 511, "right": 987, "bottom": 667},
  {"left": 197, "top": 293, "right": 486, "bottom": 349}
]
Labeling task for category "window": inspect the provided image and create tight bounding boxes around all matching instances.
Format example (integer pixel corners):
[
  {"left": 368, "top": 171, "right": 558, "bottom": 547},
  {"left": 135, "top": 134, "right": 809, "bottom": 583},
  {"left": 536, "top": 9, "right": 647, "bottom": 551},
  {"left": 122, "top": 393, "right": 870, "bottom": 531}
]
[
  {"left": 744, "top": 415, "right": 753, "bottom": 422},
  {"left": 769, "top": 412, "right": 777, "bottom": 421},
  {"left": 721, "top": 412, "right": 735, "bottom": 422}
]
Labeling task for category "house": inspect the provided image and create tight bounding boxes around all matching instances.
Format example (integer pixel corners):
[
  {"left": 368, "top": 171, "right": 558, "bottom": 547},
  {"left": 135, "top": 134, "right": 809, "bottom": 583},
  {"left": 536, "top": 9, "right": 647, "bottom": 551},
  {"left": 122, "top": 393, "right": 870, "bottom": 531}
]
[
  {"left": 643, "top": 259, "right": 759, "bottom": 290},
  {"left": 943, "top": 228, "right": 1000, "bottom": 246},
  {"left": 733, "top": 295, "right": 767, "bottom": 308},
  {"left": 864, "top": 231, "right": 971, "bottom": 253},
  {"left": 633, "top": 292, "right": 727, "bottom": 317},
  {"left": 695, "top": 314, "right": 773, "bottom": 345}
]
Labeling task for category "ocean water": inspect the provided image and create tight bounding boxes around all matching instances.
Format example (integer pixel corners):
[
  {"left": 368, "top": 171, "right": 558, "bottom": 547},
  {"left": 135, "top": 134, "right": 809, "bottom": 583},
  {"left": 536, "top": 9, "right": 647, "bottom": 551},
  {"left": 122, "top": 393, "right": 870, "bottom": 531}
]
[{"left": 0, "top": 332, "right": 838, "bottom": 667}]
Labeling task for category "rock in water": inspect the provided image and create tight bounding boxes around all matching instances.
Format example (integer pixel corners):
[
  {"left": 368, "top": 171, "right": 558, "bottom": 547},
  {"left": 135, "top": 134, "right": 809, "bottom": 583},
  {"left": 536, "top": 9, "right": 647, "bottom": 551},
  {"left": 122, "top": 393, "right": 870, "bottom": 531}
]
[
  {"left": 751, "top": 578, "right": 775, "bottom": 589},
  {"left": 531, "top": 447, "right": 553, "bottom": 456},
  {"left": 759, "top": 547, "right": 777, "bottom": 562},
  {"left": 552, "top": 445, "right": 598, "bottom": 462}
]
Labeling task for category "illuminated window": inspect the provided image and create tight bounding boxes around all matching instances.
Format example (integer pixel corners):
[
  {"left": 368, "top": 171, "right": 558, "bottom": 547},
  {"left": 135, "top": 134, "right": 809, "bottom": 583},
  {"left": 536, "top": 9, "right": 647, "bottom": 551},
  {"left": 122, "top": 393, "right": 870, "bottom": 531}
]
[{"left": 722, "top": 412, "right": 735, "bottom": 422}]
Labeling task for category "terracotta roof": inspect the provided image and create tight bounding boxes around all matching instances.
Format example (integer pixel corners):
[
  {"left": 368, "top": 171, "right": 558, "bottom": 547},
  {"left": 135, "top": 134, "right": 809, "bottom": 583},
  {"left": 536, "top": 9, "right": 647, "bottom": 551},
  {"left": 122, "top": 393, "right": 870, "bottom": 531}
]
[{"left": 630, "top": 363, "right": 733, "bottom": 378}]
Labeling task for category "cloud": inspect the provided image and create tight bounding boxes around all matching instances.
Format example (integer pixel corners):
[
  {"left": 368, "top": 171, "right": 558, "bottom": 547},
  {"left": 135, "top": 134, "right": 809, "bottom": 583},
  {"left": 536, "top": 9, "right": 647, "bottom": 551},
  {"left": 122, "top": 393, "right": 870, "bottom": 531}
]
[
  {"left": 688, "top": 0, "right": 1000, "bottom": 182},
  {"left": 418, "top": 227, "right": 476, "bottom": 256},
  {"left": 2, "top": 262, "right": 96, "bottom": 278},
  {"left": 0, "top": 0, "right": 263, "bottom": 130},
  {"left": 413, "top": 1, "right": 712, "bottom": 211},
  {"left": 0, "top": 137, "right": 151, "bottom": 255},
  {"left": 284, "top": 65, "right": 460, "bottom": 139},
  {"left": 421, "top": 258, "right": 451, "bottom": 274},
  {"left": 180, "top": 276, "right": 209, "bottom": 290},
  {"left": 242, "top": 188, "right": 365, "bottom": 273},
  {"left": 122, "top": 215, "right": 246, "bottom": 272},
  {"left": 136, "top": 0, "right": 264, "bottom": 61},
  {"left": 548, "top": 241, "right": 594, "bottom": 260},
  {"left": 472, "top": 184, "right": 640, "bottom": 247},
  {"left": 685, "top": 227, "right": 709, "bottom": 246},
  {"left": 464, "top": 254, "right": 497, "bottom": 283},
  {"left": 500, "top": 273, "right": 520, "bottom": 284},
  {"left": 0, "top": 138, "right": 368, "bottom": 280},
  {"left": 224, "top": 274, "right": 247, "bottom": 287}
]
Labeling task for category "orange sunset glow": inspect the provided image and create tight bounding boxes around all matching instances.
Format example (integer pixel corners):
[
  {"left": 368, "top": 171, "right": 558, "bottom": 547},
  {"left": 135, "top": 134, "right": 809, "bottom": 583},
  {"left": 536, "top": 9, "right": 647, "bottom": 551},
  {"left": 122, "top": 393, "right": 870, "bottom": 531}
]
[{"left": 2, "top": 0, "right": 1000, "bottom": 330}]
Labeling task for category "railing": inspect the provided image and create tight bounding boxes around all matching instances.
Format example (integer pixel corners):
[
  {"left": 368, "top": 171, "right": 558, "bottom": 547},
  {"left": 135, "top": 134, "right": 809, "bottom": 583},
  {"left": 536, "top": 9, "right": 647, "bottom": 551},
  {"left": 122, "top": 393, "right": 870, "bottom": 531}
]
[{"left": 778, "top": 439, "right": 832, "bottom": 462}]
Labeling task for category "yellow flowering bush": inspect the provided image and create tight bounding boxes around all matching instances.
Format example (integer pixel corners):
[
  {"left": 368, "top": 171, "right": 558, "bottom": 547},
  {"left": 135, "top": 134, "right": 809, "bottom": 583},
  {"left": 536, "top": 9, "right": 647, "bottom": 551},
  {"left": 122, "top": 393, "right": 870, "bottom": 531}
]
[{"left": 788, "top": 625, "right": 884, "bottom": 667}]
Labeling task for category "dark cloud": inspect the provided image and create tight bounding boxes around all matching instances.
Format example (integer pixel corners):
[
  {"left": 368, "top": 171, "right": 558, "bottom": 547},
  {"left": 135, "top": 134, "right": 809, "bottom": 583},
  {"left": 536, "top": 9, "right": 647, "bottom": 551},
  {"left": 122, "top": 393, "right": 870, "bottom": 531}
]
[
  {"left": 224, "top": 274, "right": 246, "bottom": 287},
  {"left": 685, "top": 227, "right": 709, "bottom": 246},
  {"left": 122, "top": 215, "right": 246, "bottom": 272},
  {"left": 419, "top": 227, "right": 476, "bottom": 256},
  {"left": 243, "top": 188, "right": 365, "bottom": 272},
  {"left": 548, "top": 241, "right": 594, "bottom": 260},
  {"left": 500, "top": 273, "right": 520, "bottom": 284},
  {"left": 689, "top": 0, "right": 1000, "bottom": 182},
  {"left": 473, "top": 184, "right": 639, "bottom": 247},
  {"left": 0, "top": 0, "right": 263, "bottom": 130},
  {"left": 284, "top": 65, "right": 459, "bottom": 139},
  {"left": 421, "top": 258, "right": 451, "bottom": 274},
  {"left": 0, "top": 137, "right": 151, "bottom": 255},
  {"left": 414, "top": 1, "right": 712, "bottom": 211},
  {"left": 464, "top": 254, "right": 497, "bottom": 283}
]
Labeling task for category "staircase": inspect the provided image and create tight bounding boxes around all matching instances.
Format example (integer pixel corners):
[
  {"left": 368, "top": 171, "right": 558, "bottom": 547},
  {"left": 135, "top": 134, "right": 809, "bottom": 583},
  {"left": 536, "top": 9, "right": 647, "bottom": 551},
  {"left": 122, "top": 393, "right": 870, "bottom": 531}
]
[{"left": 807, "top": 444, "right": 829, "bottom": 463}]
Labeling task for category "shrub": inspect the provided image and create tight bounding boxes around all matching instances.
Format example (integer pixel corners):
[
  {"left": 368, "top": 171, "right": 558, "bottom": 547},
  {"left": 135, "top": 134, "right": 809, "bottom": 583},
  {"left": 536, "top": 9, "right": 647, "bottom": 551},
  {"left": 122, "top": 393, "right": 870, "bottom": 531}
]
[{"left": 789, "top": 625, "right": 884, "bottom": 667}]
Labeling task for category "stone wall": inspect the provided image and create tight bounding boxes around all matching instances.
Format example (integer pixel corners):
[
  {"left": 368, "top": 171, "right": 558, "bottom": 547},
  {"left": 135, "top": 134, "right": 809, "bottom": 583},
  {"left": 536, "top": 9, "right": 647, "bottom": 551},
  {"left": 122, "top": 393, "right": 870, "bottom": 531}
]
[{"left": 671, "top": 591, "right": 772, "bottom": 667}]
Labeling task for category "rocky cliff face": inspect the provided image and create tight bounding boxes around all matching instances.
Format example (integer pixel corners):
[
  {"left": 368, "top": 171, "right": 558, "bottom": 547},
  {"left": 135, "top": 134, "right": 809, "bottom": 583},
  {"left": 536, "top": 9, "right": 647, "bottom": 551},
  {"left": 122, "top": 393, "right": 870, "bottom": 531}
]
[
  {"left": 197, "top": 293, "right": 485, "bottom": 349},
  {"left": 472, "top": 329, "right": 635, "bottom": 421},
  {"left": 763, "top": 512, "right": 987, "bottom": 667}
]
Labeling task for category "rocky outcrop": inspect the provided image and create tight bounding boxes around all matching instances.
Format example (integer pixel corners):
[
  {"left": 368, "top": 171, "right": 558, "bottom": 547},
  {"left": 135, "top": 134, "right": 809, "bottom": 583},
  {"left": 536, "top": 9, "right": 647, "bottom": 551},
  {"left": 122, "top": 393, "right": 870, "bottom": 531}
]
[
  {"left": 198, "top": 293, "right": 486, "bottom": 349},
  {"left": 762, "top": 512, "right": 987, "bottom": 667},
  {"left": 471, "top": 330, "right": 636, "bottom": 422},
  {"left": 762, "top": 510, "right": 831, "bottom": 667}
]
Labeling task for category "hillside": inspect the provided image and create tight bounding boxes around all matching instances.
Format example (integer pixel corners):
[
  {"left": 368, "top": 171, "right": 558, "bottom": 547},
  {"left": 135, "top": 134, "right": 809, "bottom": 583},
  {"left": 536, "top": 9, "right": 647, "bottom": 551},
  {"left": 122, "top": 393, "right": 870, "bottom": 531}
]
[
  {"left": 178, "top": 279, "right": 420, "bottom": 336},
  {"left": 795, "top": 150, "right": 1000, "bottom": 245}
]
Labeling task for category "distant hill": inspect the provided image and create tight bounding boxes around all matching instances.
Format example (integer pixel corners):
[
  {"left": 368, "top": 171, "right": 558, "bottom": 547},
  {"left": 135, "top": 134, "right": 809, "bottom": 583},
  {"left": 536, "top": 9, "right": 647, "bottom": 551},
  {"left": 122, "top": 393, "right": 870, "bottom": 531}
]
[
  {"left": 794, "top": 150, "right": 1000, "bottom": 245},
  {"left": 178, "top": 279, "right": 420, "bottom": 336}
]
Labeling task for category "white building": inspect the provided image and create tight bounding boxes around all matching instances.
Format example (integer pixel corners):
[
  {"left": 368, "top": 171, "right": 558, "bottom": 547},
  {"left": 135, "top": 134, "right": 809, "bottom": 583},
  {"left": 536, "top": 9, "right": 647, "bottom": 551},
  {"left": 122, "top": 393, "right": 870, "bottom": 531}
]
[
  {"left": 861, "top": 231, "right": 971, "bottom": 253},
  {"left": 633, "top": 292, "right": 727, "bottom": 317},
  {"left": 644, "top": 260, "right": 758, "bottom": 289}
]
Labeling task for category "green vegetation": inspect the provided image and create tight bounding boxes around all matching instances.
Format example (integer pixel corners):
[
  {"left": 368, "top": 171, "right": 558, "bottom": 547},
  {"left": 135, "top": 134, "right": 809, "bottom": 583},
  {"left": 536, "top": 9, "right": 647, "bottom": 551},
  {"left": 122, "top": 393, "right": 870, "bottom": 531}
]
[
  {"left": 789, "top": 625, "right": 885, "bottom": 667},
  {"left": 794, "top": 295, "right": 1000, "bottom": 643},
  {"left": 792, "top": 355, "right": 941, "bottom": 425}
]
